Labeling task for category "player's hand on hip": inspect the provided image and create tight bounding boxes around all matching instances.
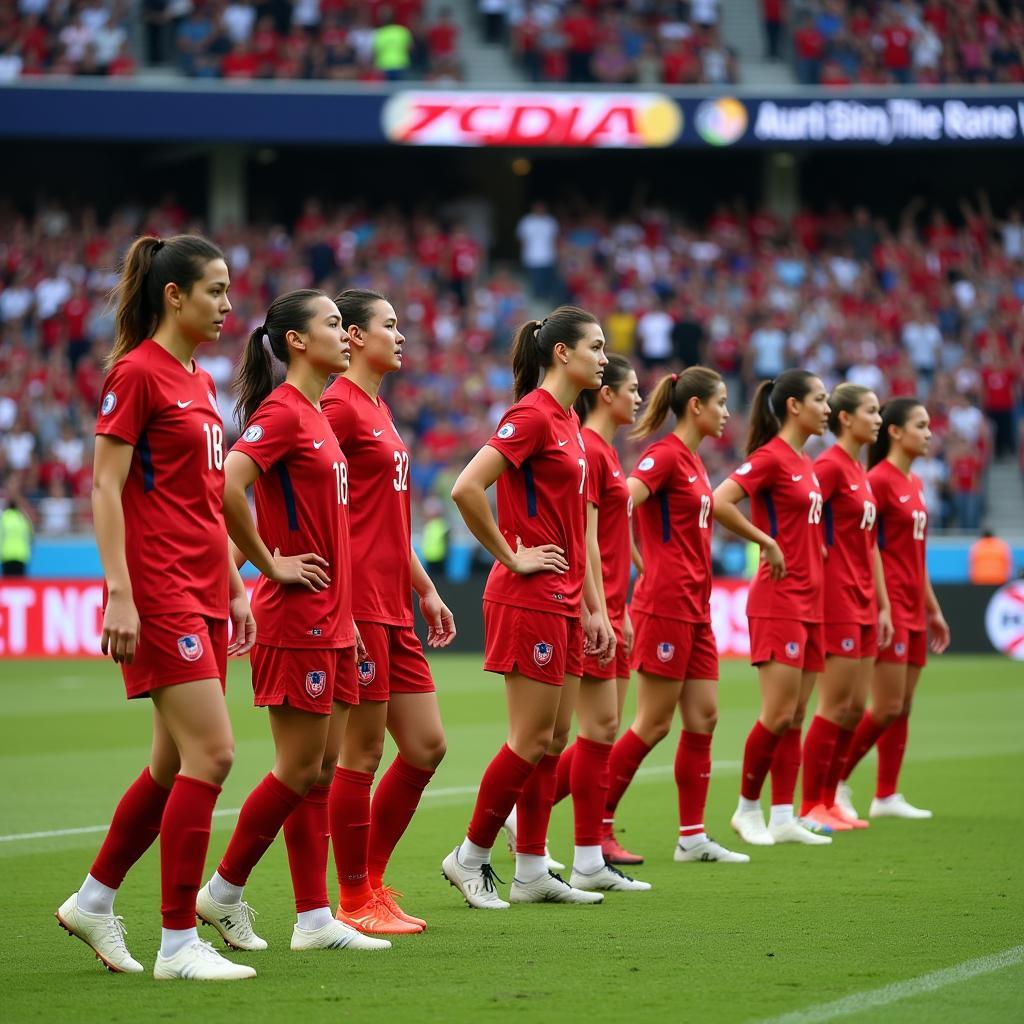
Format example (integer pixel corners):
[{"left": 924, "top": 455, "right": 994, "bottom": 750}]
[
  {"left": 101, "top": 591, "right": 140, "bottom": 664},
  {"left": 271, "top": 547, "right": 331, "bottom": 591},
  {"left": 511, "top": 536, "right": 569, "bottom": 575},
  {"left": 763, "top": 539, "right": 786, "bottom": 580}
]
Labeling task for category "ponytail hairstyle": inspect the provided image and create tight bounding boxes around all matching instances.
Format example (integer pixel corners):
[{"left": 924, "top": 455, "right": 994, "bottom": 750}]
[
  {"left": 511, "top": 305, "right": 599, "bottom": 402},
  {"left": 334, "top": 288, "right": 387, "bottom": 335},
  {"left": 234, "top": 289, "right": 326, "bottom": 429},
  {"left": 827, "top": 382, "right": 871, "bottom": 436},
  {"left": 868, "top": 397, "right": 922, "bottom": 469},
  {"left": 632, "top": 365, "right": 723, "bottom": 440},
  {"left": 573, "top": 353, "right": 633, "bottom": 421},
  {"left": 745, "top": 369, "right": 818, "bottom": 455},
  {"left": 107, "top": 234, "right": 224, "bottom": 369}
]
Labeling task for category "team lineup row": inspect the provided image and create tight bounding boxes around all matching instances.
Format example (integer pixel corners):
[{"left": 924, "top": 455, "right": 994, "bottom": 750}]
[{"left": 55, "top": 233, "right": 948, "bottom": 981}]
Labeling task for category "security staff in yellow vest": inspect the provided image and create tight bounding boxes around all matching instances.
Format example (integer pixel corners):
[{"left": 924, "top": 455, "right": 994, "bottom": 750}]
[{"left": 1, "top": 500, "right": 32, "bottom": 576}]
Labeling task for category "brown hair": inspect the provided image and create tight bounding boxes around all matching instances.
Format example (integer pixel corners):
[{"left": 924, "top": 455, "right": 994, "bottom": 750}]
[
  {"left": 107, "top": 234, "right": 224, "bottom": 369},
  {"left": 745, "top": 369, "right": 818, "bottom": 455},
  {"left": 334, "top": 288, "right": 388, "bottom": 333},
  {"left": 573, "top": 353, "right": 634, "bottom": 420},
  {"left": 868, "top": 397, "right": 924, "bottom": 469},
  {"left": 827, "top": 382, "right": 872, "bottom": 435},
  {"left": 632, "top": 366, "right": 723, "bottom": 440},
  {"left": 511, "top": 305, "right": 599, "bottom": 401}
]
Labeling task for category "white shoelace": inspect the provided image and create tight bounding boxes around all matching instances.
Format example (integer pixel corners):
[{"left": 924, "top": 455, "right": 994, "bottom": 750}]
[{"left": 105, "top": 915, "right": 130, "bottom": 952}]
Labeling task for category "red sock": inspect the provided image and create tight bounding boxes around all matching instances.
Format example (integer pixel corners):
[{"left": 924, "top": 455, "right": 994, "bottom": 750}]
[
  {"left": 218, "top": 773, "right": 303, "bottom": 887},
  {"left": 800, "top": 716, "right": 841, "bottom": 814},
  {"left": 875, "top": 713, "right": 909, "bottom": 799},
  {"left": 842, "top": 710, "right": 887, "bottom": 781},
  {"left": 571, "top": 737, "right": 611, "bottom": 846},
  {"left": 367, "top": 756, "right": 435, "bottom": 889},
  {"left": 466, "top": 744, "right": 536, "bottom": 849},
  {"left": 159, "top": 774, "right": 220, "bottom": 930},
  {"left": 553, "top": 741, "right": 576, "bottom": 806},
  {"left": 822, "top": 726, "right": 855, "bottom": 807},
  {"left": 605, "top": 728, "right": 652, "bottom": 818},
  {"left": 90, "top": 768, "right": 170, "bottom": 889},
  {"left": 740, "top": 720, "right": 781, "bottom": 801},
  {"left": 676, "top": 731, "right": 713, "bottom": 837},
  {"left": 770, "top": 727, "right": 802, "bottom": 807},
  {"left": 283, "top": 783, "right": 331, "bottom": 913},
  {"left": 516, "top": 754, "right": 560, "bottom": 855},
  {"left": 329, "top": 766, "right": 374, "bottom": 912}
]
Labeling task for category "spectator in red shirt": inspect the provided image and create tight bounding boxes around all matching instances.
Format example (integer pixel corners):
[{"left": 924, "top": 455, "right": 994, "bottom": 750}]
[
  {"left": 981, "top": 357, "right": 1018, "bottom": 458},
  {"left": 426, "top": 7, "right": 458, "bottom": 65},
  {"left": 762, "top": 0, "right": 785, "bottom": 60},
  {"left": 561, "top": 3, "right": 599, "bottom": 83},
  {"left": 875, "top": 9, "right": 914, "bottom": 83},
  {"left": 948, "top": 439, "right": 984, "bottom": 529},
  {"left": 793, "top": 12, "right": 825, "bottom": 84}
]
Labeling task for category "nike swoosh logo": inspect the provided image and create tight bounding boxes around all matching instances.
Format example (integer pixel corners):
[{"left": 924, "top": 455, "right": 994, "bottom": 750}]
[
  {"left": 791, "top": 474, "right": 803, "bottom": 482},
  {"left": 373, "top": 429, "right": 385, "bottom": 437},
  {"left": 177, "top": 400, "right": 193, "bottom": 408},
  {"left": 899, "top": 495, "right": 911, "bottom": 503},
  {"left": 688, "top": 475, "right": 698, "bottom": 483},
  {"left": 313, "top": 439, "right": 325, "bottom": 449},
  {"left": 612, "top": 471, "right": 621, "bottom": 478},
  {"left": 557, "top": 439, "right": 569, "bottom": 447},
  {"left": 849, "top": 484, "right": 859, "bottom": 491}
]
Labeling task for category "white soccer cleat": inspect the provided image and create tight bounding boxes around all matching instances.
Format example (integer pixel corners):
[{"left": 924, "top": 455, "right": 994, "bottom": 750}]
[
  {"left": 153, "top": 938, "right": 256, "bottom": 981},
  {"left": 55, "top": 892, "right": 144, "bottom": 973},
  {"left": 674, "top": 838, "right": 751, "bottom": 864},
  {"left": 291, "top": 920, "right": 391, "bottom": 951},
  {"left": 441, "top": 847, "right": 510, "bottom": 910},
  {"left": 502, "top": 809, "right": 563, "bottom": 870},
  {"left": 869, "top": 794, "right": 933, "bottom": 819},
  {"left": 768, "top": 819, "right": 833, "bottom": 845},
  {"left": 195, "top": 882, "right": 267, "bottom": 951},
  {"left": 731, "top": 808, "right": 775, "bottom": 846},
  {"left": 545, "top": 849, "right": 567, "bottom": 871},
  {"left": 509, "top": 870, "right": 604, "bottom": 904},
  {"left": 835, "top": 781, "right": 859, "bottom": 820},
  {"left": 570, "top": 863, "right": 651, "bottom": 892}
]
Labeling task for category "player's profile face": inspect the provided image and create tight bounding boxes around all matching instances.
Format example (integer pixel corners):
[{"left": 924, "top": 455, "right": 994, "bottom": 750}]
[
  {"left": 300, "top": 296, "right": 350, "bottom": 375},
  {"left": 608, "top": 370, "right": 640, "bottom": 426},
  {"left": 564, "top": 322, "right": 608, "bottom": 391},
  {"left": 846, "top": 391, "right": 882, "bottom": 444},
  {"left": 176, "top": 258, "right": 231, "bottom": 345},
  {"left": 358, "top": 300, "right": 404, "bottom": 375},
  {"left": 896, "top": 404, "right": 931, "bottom": 457},
  {"left": 794, "top": 377, "right": 829, "bottom": 437}
]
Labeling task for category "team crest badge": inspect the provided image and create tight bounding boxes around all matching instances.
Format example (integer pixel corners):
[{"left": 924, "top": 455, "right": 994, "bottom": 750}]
[
  {"left": 242, "top": 424, "right": 264, "bottom": 443},
  {"left": 841, "top": 637, "right": 855, "bottom": 653},
  {"left": 656, "top": 642, "right": 675, "bottom": 663},
  {"left": 357, "top": 659, "right": 376, "bottom": 685},
  {"left": 894, "top": 642, "right": 907, "bottom": 657},
  {"left": 785, "top": 641, "right": 800, "bottom": 659},
  {"left": 101, "top": 392, "right": 116, "bottom": 415},
  {"left": 305, "top": 671, "right": 327, "bottom": 698},
  {"left": 497, "top": 422, "right": 515, "bottom": 440},
  {"left": 177, "top": 634, "right": 204, "bottom": 662},
  {"left": 533, "top": 642, "right": 553, "bottom": 667}
]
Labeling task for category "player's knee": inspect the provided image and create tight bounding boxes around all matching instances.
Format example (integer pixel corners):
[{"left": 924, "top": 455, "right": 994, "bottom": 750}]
[
  {"left": 590, "top": 714, "right": 619, "bottom": 745},
  {"left": 203, "top": 742, "right": 235, "bottom": 785},
  {"left": 700, "top": 709, "right": 719, "bottom": 734},
  {"left": 549, "top": 727, "right": 572, "bottom": 754},
  {"left": 644, "top": 717, "right": 672, "bottom": 745},
  {"left": 765, "top": 711, "right": 794, "bottom": 733},
  {"left": 403, "top": 733, "right": 447, "bottom": 771},
  {"left": 512, "top": 729, "right": 554, "bottom": 763}
]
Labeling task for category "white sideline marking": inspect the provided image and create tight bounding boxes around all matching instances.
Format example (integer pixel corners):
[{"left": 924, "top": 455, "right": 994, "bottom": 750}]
[
  {"left": 0, "top": 760, "right": 741, "bottom": 845},
  {"left": 753, "top": 946, "right": 1024, "bottom": 1024}
]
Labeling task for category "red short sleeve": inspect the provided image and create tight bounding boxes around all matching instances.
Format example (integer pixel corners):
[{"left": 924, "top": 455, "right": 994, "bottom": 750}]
[
  {"left": 730, "top": 446, "right": 776, "bottom": 498},
  {"left": 487, "top": 405, "right": 548, "bottom": 468},
  {"left": 321, "top": 389, "right": 359, "bottom": 447},
  {"left": 815, "top": 453, "right": 843, "bottom": 501},
  {"left": 95, "top": 358, "right": 152, "bottom": 445},
  {"left": 629, "top": 441, "right": 673, "bottom": 495},
  {"left": 231, "top": 396, "right": 299, "bottom": 472}
]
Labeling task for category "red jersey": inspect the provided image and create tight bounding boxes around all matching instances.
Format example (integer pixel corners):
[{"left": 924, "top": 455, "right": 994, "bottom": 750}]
[
  {"left": 321, "top": 376, "right": 412, "bottom": 627},
  {"left": 581, "top": 426, "right": 631, "bottom": 623},
  {"left": 95, "top": 339, "right": 228, "bottom": 619},
  {"left": 730, "top": 436, "right": 825, "bottom": 622},
  {"left": 630, "top": 434, "right": 713, "bottom": 624},
  {"left": 231, "top": 383, "right": 353, "bottom": 648},
  {"left": 869, "top": 459, "right": 928, "bottom": 630},
  {"left": 485, "top": 388, "right": 588, "bottom": 618},
  {"left": 815, "top": 444, "right": 878, "bottom": 626}
]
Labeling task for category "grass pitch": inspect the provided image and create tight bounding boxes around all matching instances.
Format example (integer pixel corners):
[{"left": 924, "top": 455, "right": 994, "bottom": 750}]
[{"left": 1, "top": 654, "right": 1021, "bottom": 1023}]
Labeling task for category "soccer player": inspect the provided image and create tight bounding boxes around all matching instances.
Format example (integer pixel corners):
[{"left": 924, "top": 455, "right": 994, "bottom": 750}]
[
  {"left": 713, "top": 369, "right": 833, "bottom": 847},
  {"left": 441, "top": 307, "right": 613, "bottom": 908},
  {"left": 56, "top": 235, "right": 257, "bottom": 980},
  {"left": 604, "top": 368, "right": 749, "bottom": 865},
  {"left": 195, "top": 290, "right": 388, "bottom": 955},
  {"left": 548, "top": 353, "right": 651, "bottom": 890},
  {"left": 800, "top": 384, "right": 893, "bottom": 831},
  {"left": 322, "top": 290, "right": 456, "bottom": 934},
  {"left": 838, "top": 398, "right": 950, "bottom": 819}
]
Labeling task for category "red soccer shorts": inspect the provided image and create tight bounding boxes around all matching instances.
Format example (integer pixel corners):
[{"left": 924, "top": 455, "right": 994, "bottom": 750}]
[
  {"left": 122, "top": 612, "right": 227, "bottom": 700},
  {"left": 251, "top": 644, "right": 357, "bottom": 713},
  {"left": 876, "top": 625, "right": 927, "bottom": 667},
  {"left": 581, "top": 619, "right": 630, "bottom": 680},
  {"left": 825, "top": 621, "right": 879, "bottom": 659},
  {"left": 749, "top": 617, "right": 825, "bottom": 673},
  {"left": 630, "top": 611, "right": 719, "bottom": 681},
  {"left": 353, "top": 622, "right": 435, "bottom": 702},
  {"left": 483, "top": 600, "right": 584, "bottom": 686}
]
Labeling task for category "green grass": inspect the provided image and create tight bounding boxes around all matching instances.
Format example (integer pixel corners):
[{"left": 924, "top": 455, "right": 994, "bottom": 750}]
[{"left": 1, "top": 655, "right": 1022, "bottom": 1023}]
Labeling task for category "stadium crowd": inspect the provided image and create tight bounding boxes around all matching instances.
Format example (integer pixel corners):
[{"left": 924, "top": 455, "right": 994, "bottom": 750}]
[{"left": 0, "top": 191, "right": 1021, "bottom": 548}]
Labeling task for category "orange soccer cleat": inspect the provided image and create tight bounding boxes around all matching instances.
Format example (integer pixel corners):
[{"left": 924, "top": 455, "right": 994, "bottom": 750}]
[
  {"left": 802, "top": 803, "right": 853, "bottom": 832},
  {"left": 375, "top": 886, "right": 426, "bottom": 931},
  {"left": 828, "top": 803, "right": 869, "bottom": 829},
  {"left": 336, "top": 892, "right": 423, "bottom": 935},
  {"left": 600, "top": 823, "right": 645, "bottom": 865}
]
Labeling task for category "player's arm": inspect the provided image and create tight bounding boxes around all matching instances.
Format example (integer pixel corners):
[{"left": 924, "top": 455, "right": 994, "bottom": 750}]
[
  {"left": 584, "top": 502, "right": 613, "bottom": 662},
  {"left": 873, "top": 546, "right": 894, "bottom": 649},
  {"left": 222, "top": 450, "right": 330, "bottom": 591},
  {"left": 92, "top": 434, "right": 139, "bottom": 664},
  {"left": 411, "top": 546, "right": 456, "bottom": 648},
  {"left": 712, "top": 478, "right": 785, "bottom": 580},
  {"left": 627, "top": 477, "right": 647, "bottom": 576},
  {"left": 923, "top": 571, "right": 950, "bottom": 653},
  {"left": 450, "top": 445, "right": 569, "bottom": 575}
]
